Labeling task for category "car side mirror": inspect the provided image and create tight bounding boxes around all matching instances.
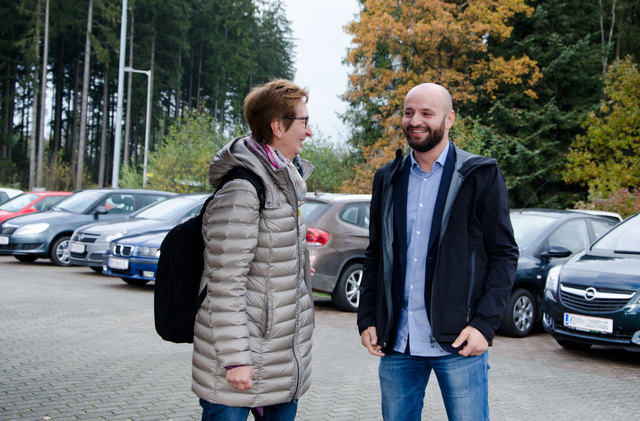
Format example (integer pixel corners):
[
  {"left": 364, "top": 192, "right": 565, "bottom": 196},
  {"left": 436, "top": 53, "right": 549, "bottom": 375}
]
[
  {"left": 539, "top": 245, "right": 572, "bottom": 259},
  {"left": 94, "top": 206, "right": 108, "bottom": 215},
  {"left": 26, "top": 207, "right": 38, "bottom": 213}
]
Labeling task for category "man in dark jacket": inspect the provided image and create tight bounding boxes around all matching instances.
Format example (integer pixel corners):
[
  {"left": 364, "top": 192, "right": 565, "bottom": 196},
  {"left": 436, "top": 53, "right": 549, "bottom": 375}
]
[{"left": 357, "top": 83, "right": 518, "bottom": 421}]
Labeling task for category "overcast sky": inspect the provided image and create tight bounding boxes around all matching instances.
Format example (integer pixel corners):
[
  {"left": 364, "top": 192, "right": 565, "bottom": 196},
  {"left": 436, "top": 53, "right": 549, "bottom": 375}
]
[{"left": 281, "top": 0, "right": 360, "bottom": 144}]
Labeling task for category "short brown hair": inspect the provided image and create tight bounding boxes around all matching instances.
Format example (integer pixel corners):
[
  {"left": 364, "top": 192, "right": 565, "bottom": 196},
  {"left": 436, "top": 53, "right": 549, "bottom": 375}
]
[{"left": 243, "top": 79, "right": 309, "bottom": 144}]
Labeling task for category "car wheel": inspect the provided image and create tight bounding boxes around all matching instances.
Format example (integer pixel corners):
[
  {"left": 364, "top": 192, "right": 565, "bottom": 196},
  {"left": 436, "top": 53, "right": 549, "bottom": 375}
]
[
  {"left": 331, "top": 263, "right": 362, "bottom": 312},
  {"left": 14, "top": 255, "right": 38, "bottom": 263},
  {"left": 556, "top": 339, "right": 592, "bottom": 351},
  {"left": 49, "top": 236, "right": 71, "bottom": 266},
  {"left": 500, "top": 288, "right": 536, "bottom": 337},
  {"left": 90, "top": 266, "right": 103, "bottom": 274},
  {"left": 121, "top": 277, "right": 150, "bottom": 286}
]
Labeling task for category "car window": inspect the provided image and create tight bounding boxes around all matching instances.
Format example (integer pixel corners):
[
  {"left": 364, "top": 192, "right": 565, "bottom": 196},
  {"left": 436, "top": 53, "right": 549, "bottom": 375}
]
[
  {"left": 592, "top": 214, "right": 640, "bottom": 253},
  {"left": 364, "top": 204, "right": 370, "bottom": 229},
  {"left": 135, "top": 194, "right": 167, "bottom": 211},
  {"left": 547, "top": 219, "right": 590, "bottom": 254},
  {"left": 590, "top": 219, "right": 616, "bottom": 239},
  {"left": 133, "top": 196, "right": 199, "bottom": 220},
  {"left": 55, "top": 190, "right": 105, "bottom": 213},
  {"left": 339, "top": 203, "right": 370, "bottom": 229},
  {"left": 510, "top": 213, "right": 557, "bottom": 249},
  {"left": 102, "top": 193, "right": 136, "bottom": 214},
  {"left": 340, "top": 204, "right": 360, "bottom": 225},
  {"left": 0, "top": 192, "right": 8, "bottom": 203},
  {"left": 0, "top": 193, "right": 39, "bottom": 211},
  {"left": 301, "top": 200, "right": 331, "bottom": 224}
]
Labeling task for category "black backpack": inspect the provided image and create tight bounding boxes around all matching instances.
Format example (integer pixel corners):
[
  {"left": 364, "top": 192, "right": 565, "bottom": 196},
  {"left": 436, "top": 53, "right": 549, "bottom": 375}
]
[{"left": 154, "top": 167, "right": 265, "bottom": 343}]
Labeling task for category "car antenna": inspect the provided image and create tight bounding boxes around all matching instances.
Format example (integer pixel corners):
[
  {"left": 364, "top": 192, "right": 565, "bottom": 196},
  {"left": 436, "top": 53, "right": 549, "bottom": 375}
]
[{"left": 520, "top": 175, "right": 553, "bottom": 211}]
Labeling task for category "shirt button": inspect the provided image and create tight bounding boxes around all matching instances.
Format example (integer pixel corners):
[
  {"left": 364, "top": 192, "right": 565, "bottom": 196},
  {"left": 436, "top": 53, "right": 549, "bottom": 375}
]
[
  {"left": 422, "top": 178, "right": 427, "bottom": 182},
  {"left": 416, "top": 231, "right": 421, "bottom": 235},
  {"left": 419, "top": 203, "right": 423, "bottom": 208},
  {"left": 413, "top": 258, "right": 418, "bottom": 262},
  {"left": 410, "top": 285, "right": 414, "bottom": 289}
]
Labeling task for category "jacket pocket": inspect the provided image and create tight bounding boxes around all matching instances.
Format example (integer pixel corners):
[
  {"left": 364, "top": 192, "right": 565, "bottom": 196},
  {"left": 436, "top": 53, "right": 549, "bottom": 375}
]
[
  {"left": 261, "top": 290, "right": 273, "bottom": 338},
  {"left": 466, "top": 251, "right": 476, "bottom": 323}
]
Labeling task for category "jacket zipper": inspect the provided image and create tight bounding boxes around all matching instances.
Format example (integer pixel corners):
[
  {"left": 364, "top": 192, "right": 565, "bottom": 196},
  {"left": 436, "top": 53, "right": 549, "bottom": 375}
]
[{"left": 466, "top": 251, "right": 476, "bottom": 323}]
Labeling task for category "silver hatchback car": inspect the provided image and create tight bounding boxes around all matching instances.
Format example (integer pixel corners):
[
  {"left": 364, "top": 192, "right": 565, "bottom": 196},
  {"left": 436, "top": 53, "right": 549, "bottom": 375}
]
[{"left": 302, "top": 192, "right": 371, "bottom": 312}]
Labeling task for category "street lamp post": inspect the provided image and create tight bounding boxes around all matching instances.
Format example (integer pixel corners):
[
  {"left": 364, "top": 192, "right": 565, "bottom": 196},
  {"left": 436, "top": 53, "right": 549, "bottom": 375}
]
[
  {"left": 124, "top": 67, "right": 151, "bottom": 187},
  {"left": 112, "top": 0, "right": 128, "bottom": 188}
]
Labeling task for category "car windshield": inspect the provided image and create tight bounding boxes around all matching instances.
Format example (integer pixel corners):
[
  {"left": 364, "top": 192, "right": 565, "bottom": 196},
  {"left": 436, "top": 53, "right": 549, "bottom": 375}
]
[
  {"left": 510, "top": 213, "right": 558, "bottom": 249},
  {"left": 53, "top": 190, "right": 105, "bottom": 213},
  {"left": 0, "top": 193, "right": 39, "bottom": 211},
  {"left": 591, "top": 213, "right": 640, "bottom": 254},
  {"left": 301, "top": 199, "right": 331, "bottom": 224},
  {"left": 132, "top": 196, "right": 199, "bottom": 220}
]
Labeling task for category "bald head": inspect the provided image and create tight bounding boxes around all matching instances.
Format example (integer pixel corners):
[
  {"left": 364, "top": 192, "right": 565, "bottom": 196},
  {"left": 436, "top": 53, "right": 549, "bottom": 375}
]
[{"left": 405, "top": 83, "right": 453, "bottom": 113}]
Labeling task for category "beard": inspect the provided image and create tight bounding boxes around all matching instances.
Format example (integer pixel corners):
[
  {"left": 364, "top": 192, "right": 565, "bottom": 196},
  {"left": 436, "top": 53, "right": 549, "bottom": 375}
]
[{"left": 404, "top": 115, "right": 447, "bottom": 153}]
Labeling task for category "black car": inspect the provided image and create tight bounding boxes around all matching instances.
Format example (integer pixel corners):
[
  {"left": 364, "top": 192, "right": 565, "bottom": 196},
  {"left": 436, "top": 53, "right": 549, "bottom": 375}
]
[
  {"left": 542, "top": 212, "right": 640, "bottom": 352},
  {"left": 0, "top": 189, "right": 175, "bottom": 266},
  {"left": 500, "top": 209, "right": 620, "bottom": 337}
]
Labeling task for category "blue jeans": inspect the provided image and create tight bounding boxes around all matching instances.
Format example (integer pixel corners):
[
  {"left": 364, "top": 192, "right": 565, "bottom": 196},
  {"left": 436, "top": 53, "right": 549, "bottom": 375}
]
[
  {"left": 379, "top": 351, "right": 489, "bottom": 421},
  {"left": 200, "top": 398, "right": 298, "bottom": 421}
]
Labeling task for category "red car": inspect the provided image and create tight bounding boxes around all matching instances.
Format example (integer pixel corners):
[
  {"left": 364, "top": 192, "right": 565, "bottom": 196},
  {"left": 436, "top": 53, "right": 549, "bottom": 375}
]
[{"left": 0, "top": 191, "right": 71, "bottom": 223}]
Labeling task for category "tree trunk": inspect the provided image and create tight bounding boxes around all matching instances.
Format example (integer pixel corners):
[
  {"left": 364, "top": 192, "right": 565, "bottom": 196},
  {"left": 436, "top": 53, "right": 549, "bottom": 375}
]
[
  {"left": 123, "top": 10, "right": 134, "bottom": 166},
  {"left": 51, "top": 35, "right": 64, "bottom": 166},
  {"left": 175, "top": 46, "right": 182, "bottom": 119},
  {"left": 36, "top": 0, "right": 50, "bottom": 188},
  {"left": 98, "top": 72, "right": 109, "bottom": 187},
  {"left": 600, "top": 0, "right": 617, "bottom": 77},
  {"left": 76, "top": 0, "right": 93, "bottom": 190},
  {"left": 69, "top": 58, "right": 81, "bottom": 179}
]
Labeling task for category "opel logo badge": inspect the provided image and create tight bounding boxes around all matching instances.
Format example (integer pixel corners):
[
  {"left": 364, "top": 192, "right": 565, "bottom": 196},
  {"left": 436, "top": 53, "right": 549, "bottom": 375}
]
[{"left": 584, "top": 287, "right": 597, "bottom": 301}]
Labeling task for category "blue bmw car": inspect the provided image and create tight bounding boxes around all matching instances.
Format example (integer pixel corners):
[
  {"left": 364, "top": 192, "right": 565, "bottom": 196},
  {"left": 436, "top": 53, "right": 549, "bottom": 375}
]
[{"left": 103, "top": 230, "right": 169, "bottom": 286}]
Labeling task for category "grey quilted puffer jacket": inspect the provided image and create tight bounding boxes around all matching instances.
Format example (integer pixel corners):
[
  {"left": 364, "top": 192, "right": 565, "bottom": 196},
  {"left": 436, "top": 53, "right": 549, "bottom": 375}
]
[{"left": 192, "top": 136, "right": 314, "bottom": 407}]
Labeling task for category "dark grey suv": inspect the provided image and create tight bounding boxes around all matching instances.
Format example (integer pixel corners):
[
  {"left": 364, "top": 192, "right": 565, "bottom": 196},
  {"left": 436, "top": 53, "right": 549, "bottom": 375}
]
[
  {"left": 302, "top": 192, "right": 371, "bottom": 312},
  {"left": 0, "top": 188, "right": 174, "bottom": 266}
]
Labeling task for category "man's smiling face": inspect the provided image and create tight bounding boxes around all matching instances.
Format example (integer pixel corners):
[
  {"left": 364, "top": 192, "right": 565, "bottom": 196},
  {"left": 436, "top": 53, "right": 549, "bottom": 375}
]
[{"left": 402, "top": 85, "right": 454, "bottom": 153}]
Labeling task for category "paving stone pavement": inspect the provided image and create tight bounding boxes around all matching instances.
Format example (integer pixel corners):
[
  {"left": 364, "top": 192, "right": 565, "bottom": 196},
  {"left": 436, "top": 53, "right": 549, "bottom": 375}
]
[{"left": 1, "top": 255, "right": 639, "bottom": 421}]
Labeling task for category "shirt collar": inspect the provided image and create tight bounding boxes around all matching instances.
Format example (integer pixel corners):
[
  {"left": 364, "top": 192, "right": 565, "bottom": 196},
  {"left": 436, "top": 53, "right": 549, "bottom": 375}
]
[{"left": 410, "top": 141, "right": 450, "bottom": 175}]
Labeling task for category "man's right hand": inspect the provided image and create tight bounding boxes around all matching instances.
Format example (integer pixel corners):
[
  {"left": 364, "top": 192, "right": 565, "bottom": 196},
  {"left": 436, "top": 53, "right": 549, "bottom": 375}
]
[{"left": 361, "top": 326, "right": 385, "bottom": 357}]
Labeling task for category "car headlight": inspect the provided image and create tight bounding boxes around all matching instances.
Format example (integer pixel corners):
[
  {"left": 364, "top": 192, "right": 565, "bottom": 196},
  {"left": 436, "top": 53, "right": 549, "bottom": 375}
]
[
  {"left": 98, "top": 231, "right": 127, "bottom": 243},
  {"left": 545, "top": 265, "right": 562, "bottom": 294},
  {"left": 108, "top": 242, "right": 116, "bottom": 252},
  {"left": 15, "top": 223, "right": 49, "bottom": 235},
  {"left": 138, "top": 246, "right": 160, "bottom": 258}
]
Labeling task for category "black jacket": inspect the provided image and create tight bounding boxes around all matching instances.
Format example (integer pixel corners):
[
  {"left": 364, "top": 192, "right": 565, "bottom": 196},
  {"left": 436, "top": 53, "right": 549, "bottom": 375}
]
[{"left": 357, "top": 143, "right": 519, "bottom": 353}]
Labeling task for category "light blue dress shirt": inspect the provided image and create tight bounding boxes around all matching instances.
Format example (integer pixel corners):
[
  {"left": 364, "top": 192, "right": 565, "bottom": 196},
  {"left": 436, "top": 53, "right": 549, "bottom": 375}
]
[{"left": 393, "top": 143, "right": 450, "bottom": 357}]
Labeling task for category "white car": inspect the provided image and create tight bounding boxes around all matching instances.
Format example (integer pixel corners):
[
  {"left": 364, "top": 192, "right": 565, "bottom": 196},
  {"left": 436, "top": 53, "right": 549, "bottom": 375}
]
[{"left": 0, "top": 187, "right": 23, "bottom": 204}]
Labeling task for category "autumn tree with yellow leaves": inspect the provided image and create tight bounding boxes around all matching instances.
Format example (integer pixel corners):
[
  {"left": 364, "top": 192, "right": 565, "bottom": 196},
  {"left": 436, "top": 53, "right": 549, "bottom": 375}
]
[{"left": 342, "top": 0, "right": 542, "bottom": 193}]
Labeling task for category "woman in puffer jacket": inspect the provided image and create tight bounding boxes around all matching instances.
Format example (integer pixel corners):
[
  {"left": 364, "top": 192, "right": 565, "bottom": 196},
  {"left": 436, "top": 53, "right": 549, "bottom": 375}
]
[{"left": 192, "top": 79, "right": 315, "bottom": 421}]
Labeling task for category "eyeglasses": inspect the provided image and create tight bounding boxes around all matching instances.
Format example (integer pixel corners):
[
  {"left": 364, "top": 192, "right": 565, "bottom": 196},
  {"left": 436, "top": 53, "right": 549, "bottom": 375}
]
[{"left": 283, "top": 116, "right": 309, "bottom": 128}]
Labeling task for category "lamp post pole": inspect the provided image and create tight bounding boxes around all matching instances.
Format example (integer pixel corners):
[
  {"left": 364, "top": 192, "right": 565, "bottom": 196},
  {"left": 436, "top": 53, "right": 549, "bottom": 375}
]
[
  {"left": 124, "top": 67, "right": 151, "bottom": 187},
  {"left": 112, "top": 0, "right": 128, "bottom": 188}
]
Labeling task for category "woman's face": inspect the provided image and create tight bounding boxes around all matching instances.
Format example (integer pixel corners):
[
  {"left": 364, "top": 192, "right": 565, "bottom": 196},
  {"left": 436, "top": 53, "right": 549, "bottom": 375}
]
[{"left": 272, "top": 100, "right": 312, "bottom": 160}]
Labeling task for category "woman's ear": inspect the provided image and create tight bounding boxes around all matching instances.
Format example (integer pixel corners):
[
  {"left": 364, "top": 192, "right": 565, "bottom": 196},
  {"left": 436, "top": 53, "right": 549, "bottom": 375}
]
[{"left": 270, "top": 119, "right": 282, "bottom": 139}]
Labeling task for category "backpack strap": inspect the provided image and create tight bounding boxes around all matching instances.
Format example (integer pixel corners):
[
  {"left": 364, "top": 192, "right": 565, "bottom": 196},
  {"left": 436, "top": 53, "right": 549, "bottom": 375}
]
[{"left": 217, "top": 167, "right": 266, "bottom": 209}]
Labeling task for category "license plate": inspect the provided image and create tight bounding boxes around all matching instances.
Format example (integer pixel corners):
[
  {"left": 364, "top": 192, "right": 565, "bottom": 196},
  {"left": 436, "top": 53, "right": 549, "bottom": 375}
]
[
  {"left": 564, "top": 313, "right": 613, "bottom": 334},
  {"left": 108, "top": 257, "right": 129, "bottom": 270},
  {"left": 0, "top": 236, "right": 8, "bottom": 245},
  {"left": 70, "top": 242, "right": 85, "bottom": 253}
]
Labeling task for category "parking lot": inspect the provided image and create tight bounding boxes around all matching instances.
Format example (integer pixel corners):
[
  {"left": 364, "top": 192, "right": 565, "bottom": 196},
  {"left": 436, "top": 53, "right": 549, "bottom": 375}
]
[{"left": 1, "top": 255, "right": 639, "bottom": 421}]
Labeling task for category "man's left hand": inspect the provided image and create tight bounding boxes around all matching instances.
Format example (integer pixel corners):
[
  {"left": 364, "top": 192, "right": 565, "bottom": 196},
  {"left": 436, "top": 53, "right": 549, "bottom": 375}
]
[{"left": 452, "top": 326, "right": 488, "bottom": 357}]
